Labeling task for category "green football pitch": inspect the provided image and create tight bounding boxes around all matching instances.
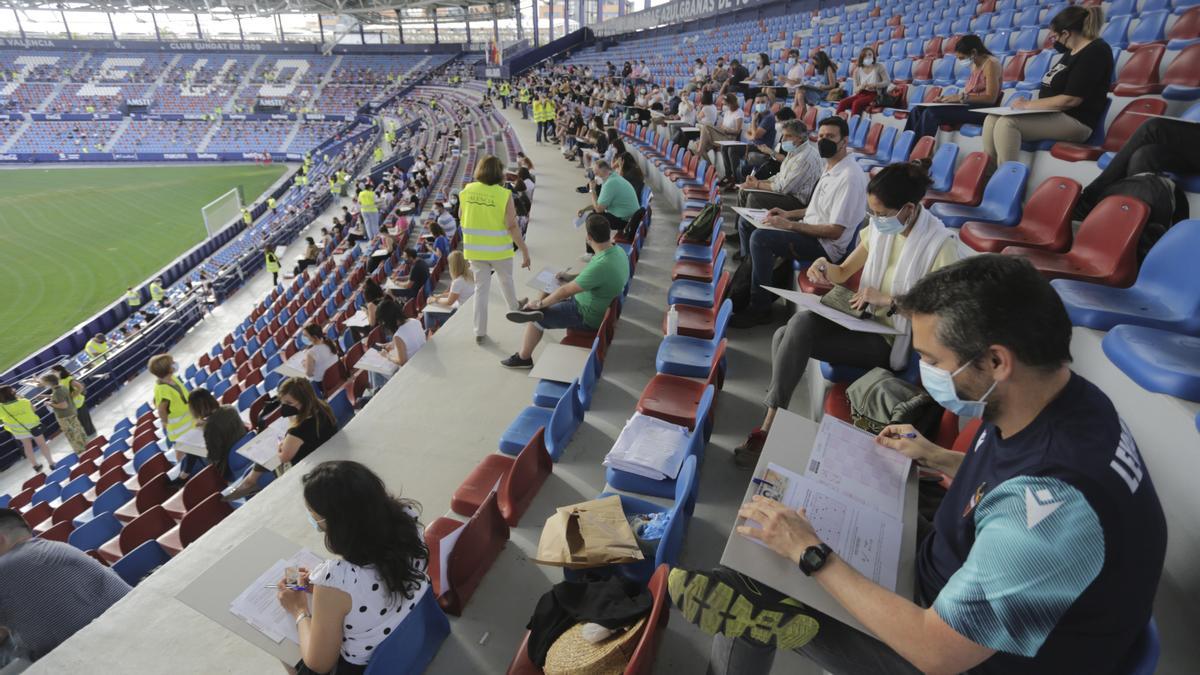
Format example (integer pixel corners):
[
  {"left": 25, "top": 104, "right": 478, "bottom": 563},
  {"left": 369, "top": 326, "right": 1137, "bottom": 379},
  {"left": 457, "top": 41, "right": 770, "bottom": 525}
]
[{"left": 0, "top": 163, "right": 286, "bottom": 372}]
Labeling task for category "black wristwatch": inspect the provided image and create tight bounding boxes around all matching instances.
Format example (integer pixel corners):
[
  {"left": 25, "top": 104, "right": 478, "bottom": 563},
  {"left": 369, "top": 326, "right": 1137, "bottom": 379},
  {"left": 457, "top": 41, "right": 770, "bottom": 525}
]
[{"left": 798, "top": 543, "right": 833, "bottom": 576}]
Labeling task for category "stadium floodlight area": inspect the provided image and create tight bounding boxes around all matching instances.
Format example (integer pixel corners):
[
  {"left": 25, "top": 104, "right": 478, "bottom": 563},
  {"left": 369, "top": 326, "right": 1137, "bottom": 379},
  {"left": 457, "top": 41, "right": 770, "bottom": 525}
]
[{"left": 201, "top": 186, "right": 245, "bottom": 239}]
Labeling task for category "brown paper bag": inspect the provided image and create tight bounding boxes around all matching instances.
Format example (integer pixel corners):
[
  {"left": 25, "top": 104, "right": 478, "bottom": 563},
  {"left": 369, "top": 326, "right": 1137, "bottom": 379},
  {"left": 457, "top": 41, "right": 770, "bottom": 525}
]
[{"left": 533, "top": 495, "right": 645, "bottom": 569}]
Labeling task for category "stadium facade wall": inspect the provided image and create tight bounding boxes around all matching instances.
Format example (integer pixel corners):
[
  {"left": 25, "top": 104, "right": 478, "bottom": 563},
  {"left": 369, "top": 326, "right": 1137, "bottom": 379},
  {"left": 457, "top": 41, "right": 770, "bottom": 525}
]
[
  {"left": 0, "top": 37, "right": 464, "bottom": 56},
  {"left": 594, "top": 0, "right": 823, "bottom": 38}
]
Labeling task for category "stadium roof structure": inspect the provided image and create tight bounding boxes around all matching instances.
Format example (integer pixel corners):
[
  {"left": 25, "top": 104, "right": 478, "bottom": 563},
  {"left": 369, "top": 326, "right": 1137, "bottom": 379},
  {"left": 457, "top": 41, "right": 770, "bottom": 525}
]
[{"left": 4, "top": 0, "right": 515, "bottom": 22}]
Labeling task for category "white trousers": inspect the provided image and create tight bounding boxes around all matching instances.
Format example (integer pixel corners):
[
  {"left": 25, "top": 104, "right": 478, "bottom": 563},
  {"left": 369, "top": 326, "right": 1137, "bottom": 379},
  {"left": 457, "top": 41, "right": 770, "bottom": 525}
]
[{"left": 469, "top": 257, "right": 519, "bottom": 337}]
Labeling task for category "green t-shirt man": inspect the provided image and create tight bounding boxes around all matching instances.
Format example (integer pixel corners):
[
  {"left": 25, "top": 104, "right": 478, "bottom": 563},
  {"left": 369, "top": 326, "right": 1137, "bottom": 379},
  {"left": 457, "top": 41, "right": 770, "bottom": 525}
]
[
  {"left": 573, "top": 245, "right": 630, "bottom": 328},
  {"left": 596, "top": 173, "right": 640, "bottom": 221}
]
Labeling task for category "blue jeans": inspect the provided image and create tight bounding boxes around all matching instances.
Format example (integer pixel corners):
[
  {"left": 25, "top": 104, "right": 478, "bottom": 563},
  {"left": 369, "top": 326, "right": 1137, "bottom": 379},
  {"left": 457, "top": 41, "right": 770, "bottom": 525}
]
[
  {"left": 536, "top": 298, "right": 590, "bottom": 331},
  {"left": 748, "top": 228, "right": 829, "bottom": 310},
  {"left": 905, "top": 104, "right": 988, "bottom": 139}
]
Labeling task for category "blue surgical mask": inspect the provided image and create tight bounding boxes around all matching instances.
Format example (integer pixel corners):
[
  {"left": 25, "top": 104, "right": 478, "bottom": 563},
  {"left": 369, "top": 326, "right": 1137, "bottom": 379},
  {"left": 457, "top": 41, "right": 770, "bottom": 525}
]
[
  {"left": 788, "top": 58, "right": 798, "bottom": 65},
  {"left": 780, "top": 140, "right": 798, "bottom": 153},
  {"left": 754, "top": 103, "right": 767, "bottom": 112},
  {"left": 919, "top": 359, "right": 998, "bottom": 419},
  {"left": 306, "top": 512, "right": 324, "bottom": 531},
  {"left": 870, "top": 212, "right": 906, "bottom": 235}
]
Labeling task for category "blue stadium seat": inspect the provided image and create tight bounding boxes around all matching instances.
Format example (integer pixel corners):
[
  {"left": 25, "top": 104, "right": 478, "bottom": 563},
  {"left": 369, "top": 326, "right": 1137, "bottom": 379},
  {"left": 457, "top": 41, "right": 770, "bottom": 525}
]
[
  {"left": 112, "top": 540, "right": 171, "bottom": 586},
  {"left": 1103, "top": 15, "right": 1133, "bottom": 49},
  {"left": 656, "top": 303, "right": 732, "bottom": 379},
  {"left": 363, "top": 587, "right": 451, "bottom": 675},
  {"left": 1017, "top": 50, "right": 1055, "bottom": 90},
  {"left": 931, "top": 55, "right": 957, "bottom": 85},
  {"left": 497, "top": 379, "right": 583, "bottom": 460},
  {"left": 1129, "top": 11, "right": 1170, "bottom": 46},
  {"left": 606, "top": 387, "right": 713, "bottom": 500},
  {"left": 1102, "top": 325, "right": 1200, "bottom": 401},
  {"left": 1053, "top": 220, "right": 1200, "bottom": 334},
  {"left": 69, "top": 511, "right": 122, "bottom": 552},
  {"left": 927, "top": 142, "right": 961, "bottom": 193},
  {"left": 930, "top": 162, "right": 1029, "bottom": 228},
  {"left": 855, "top": 125, "right": 897, "bottom": 166}
]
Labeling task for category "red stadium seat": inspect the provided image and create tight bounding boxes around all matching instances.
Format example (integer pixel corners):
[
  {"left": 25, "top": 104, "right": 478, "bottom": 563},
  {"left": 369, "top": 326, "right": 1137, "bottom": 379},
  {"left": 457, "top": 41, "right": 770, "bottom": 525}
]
[
  {"left": 115, "top": 471, "right": 173, "bottom": 523},
  {"left": 158, "top": 492, "right": 234, "bottom": 556},
  {"left": 1050, "top": 98, "right": 1168, "bottom": 162},
  {"left": 99, "top": 505, "right": 175, "bottom": 564},
  {"left": 22, "top": 501, "right": 52, "bottom": 528},
  {"left": 1001, "top": 51, "right": 1031, "bottom": 86},
  {"left": 39, "top": 521, "right": 74, "bottom": 543},
  {"left": 1112, "top": 44, "right": 1166, "bottom": 96},
  {"left": 451, "top": 428, "right": 552, "bottom": 526},
  {"left": 661, "top": 274, "right": 732, "bottom": 339},
  {"left": 961, "top": 177, "right": 1081, "bottom": 253},
  {"left": 162, "top": 464, "right": 225, "bottom": 520},
  {"left": 21, "top": 473, "right": 45, "bottom": 491},
  {"left": 50, "top": 493, "right": 92, "bottom": 527},
  {"left": 1002, "top": 195, "right": 1150, "bottom": 287},
  {"left": 922, "top": 152, "right": 988, "bottom": 208},
  {"left": 426, "top": 492, "right": 509, "bottom": 616},
  {"left": 8, "top": 488, "right": 34, "bottom": 512},
  {"left": 637, "top": 344, "right": 725, "bottom": 431}
]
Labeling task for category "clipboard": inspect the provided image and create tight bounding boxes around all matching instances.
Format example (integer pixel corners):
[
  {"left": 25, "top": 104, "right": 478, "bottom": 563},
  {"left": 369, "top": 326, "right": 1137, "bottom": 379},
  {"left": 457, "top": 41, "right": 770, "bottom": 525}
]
[{"left": 971, "top": 106, "right": 1057, "bottom": 116}]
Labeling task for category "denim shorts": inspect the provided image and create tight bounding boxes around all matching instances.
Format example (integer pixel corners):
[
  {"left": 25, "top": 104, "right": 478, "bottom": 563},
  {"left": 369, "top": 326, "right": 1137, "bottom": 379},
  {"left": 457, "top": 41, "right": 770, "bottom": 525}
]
[{"left": 536, "top": 299, "right": 590, "bottom": 331}]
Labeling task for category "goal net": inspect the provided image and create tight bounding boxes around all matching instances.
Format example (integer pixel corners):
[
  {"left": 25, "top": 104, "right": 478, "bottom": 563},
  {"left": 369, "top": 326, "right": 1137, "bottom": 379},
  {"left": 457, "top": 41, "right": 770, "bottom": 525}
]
[{"left": 201, "top": 186, "right": 245, "bottom": 238}]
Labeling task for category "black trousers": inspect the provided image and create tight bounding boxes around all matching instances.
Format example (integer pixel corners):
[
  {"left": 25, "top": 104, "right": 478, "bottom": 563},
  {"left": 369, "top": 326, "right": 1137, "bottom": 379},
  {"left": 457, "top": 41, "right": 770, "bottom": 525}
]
[
  {"left": 295, "top": 656, "right": 365, "bottom": 675},
  {"left": 1080, "top": 117, "right": 1200, "bottom": 211}
]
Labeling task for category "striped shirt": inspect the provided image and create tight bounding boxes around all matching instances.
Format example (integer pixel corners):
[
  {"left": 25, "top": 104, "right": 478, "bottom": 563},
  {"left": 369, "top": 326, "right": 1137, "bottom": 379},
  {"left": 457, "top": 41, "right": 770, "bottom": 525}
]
[{"left": 0, "top": 538, "right": 130, "bottom": 660}]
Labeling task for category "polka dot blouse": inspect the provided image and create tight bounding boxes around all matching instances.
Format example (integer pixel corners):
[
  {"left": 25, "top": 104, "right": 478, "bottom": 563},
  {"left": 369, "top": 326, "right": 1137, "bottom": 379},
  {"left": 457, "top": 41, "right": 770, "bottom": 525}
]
[{"left": 311, "top": 556, "right": 430, "bottom": 665}]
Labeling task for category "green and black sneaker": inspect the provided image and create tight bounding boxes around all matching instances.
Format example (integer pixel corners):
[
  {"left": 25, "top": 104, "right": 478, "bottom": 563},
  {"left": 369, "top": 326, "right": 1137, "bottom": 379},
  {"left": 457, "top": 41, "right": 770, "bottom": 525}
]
[{"left": 668, "top": 566, "right": 819, "bottom": 650}]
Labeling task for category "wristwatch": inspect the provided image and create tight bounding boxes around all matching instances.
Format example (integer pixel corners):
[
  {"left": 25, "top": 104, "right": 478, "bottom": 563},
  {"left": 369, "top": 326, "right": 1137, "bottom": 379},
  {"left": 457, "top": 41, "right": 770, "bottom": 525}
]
[
  {"left": 798, "top": 543, "right": 833, "bottom": 576},
  {"left": 295, "top": 611, "right": 312, "bottom": 625}
]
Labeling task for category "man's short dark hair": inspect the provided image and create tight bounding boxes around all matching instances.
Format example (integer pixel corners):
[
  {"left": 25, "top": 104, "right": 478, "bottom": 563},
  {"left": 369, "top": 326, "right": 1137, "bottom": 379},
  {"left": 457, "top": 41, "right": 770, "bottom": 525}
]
[
  {"left": 404, "top": 247, "right": 419, "bottom": 259},
  {"left": 0, "top": 508, "right": 32, "bottom": 537},
  {"left": 896, "top": 255, "right": 1073, "bottom": 370},
  {"left": 585, "top": 213, "right": 612, "bottom": 243},
  {"left": 818, "top": 115, "right": 850, "bottom": 139}
]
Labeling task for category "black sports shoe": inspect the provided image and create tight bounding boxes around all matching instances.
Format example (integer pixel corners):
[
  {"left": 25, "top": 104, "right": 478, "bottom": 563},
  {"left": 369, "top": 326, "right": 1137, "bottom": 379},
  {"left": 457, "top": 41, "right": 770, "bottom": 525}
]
[
  {"left": 668, "top": 566, "right": 818, "bottom": 650},
  {"left": 506, "top": 308, "right": 544, "bottom": 324},
  {"left": 500, "top": 353, "right": 534, "bottom": 369}
]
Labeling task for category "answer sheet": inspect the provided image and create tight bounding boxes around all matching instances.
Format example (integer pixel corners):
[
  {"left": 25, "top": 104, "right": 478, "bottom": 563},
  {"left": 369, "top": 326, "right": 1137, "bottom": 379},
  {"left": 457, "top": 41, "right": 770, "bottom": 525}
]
[
  {"left": 354, "top": 348, "right": 399, "bottom": 376},
  {"left": 229, "top": 548, "right": 324, "bottom": 644},
  {"left": 807, "top": 416, "right": 912, "bottom": 514},
  {"left": 751, "top": 463, "right": 903, "bottom": 591},
  {"left": 761, "top": 286, "right": 902, "bottom": 335},
  {"left": 526, "top": 266, "right": 565, "bottom": 294},
  {"left": 233, "top": 417, "right": 288, "bottom": 472}
]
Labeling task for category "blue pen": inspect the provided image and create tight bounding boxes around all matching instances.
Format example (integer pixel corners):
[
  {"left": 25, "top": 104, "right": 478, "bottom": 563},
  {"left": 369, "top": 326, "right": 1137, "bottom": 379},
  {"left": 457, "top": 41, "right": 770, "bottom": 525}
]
[
  {"left": 751, "top": 477, "right": 775, "bottom": 488},
  {"left": 898, "top": 432, "right": 918, "bottom": 439}
]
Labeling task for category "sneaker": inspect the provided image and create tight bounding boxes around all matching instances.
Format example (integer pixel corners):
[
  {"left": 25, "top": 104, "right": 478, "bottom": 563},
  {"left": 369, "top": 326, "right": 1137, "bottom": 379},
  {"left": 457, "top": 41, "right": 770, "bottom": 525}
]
[
  {"left": 506, "top": 308, "right": 544, "bottom": 324},
  {"left": 668, "top": 566, "right": 818, "bottom": 650},
  {"left": 31, "top": 463, "right": 43, "bottom": 473},
  {"left": 730, "top": 307, "right": 774, "bottom": 329},
  {"left": 576, "top": 185, "right": 591, "bottom": 193},
  {"left": 500, "top": 353, "right": 534, "bottom": 369},
  {"left": 475, "top": 335, "right": 486, "bottom": 345},
  {"left": 734, "top": 428, "right": 768, "bottom": 468}
]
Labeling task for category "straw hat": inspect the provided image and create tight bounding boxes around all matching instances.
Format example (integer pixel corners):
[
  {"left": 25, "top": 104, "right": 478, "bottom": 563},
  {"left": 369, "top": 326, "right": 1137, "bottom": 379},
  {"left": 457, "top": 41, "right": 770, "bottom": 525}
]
[{"left": 543, "top": 617, "right": 647, "bottom": 675}]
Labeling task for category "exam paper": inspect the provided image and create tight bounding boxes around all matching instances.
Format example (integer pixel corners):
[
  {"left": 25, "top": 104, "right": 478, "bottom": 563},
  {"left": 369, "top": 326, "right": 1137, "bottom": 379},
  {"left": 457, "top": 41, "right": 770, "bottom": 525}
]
[
  {"left": 274, "top": 352, "right": 309, "bottom": 379},
  {"left": 526, "top": 267, "right": 565, "bottom": 295},
  {"left": 343, "top": 312, "right": 370, "bottom": 328},
  {"left": 603, "top": 413, "right": 692, "bottom": 480},
  {"left": 229, "top": 548, "right": 324, "bottom": 645},
  {"left": 731, "top": 206, "right": 792, "bottom": 232},
  {"left": 355, "top": 348, "right": 399, "bottom": 376},
  {"left": 234, "top": 417, "right": 289, "bottom": 472},
  {"left": 761, "top": 286, "right": 901, "bottom": 335},
  {"left": 749, "top": 463, "right": 903, "bottom": 591},
  {"left": 806, "top": 416, "right": 912, "bottom": 514}
]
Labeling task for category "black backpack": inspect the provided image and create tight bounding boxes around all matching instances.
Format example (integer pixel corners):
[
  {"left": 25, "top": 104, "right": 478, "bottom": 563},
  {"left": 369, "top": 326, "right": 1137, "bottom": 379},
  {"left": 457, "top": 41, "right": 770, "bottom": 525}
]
[
  {"left": 680, "top": 203, "right": 720, "bottom": 243},
  {"left": 1099, "top": 173, "right": 1189, "bottom": 262},
  {"left": 730, "top": 257, "right": 795, "bottom": 313}
]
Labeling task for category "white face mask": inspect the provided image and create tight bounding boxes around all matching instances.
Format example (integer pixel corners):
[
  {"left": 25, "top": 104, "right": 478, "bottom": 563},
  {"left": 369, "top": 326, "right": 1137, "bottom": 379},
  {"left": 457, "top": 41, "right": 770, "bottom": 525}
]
[{"left": 863, "top": 57, "right": 875, "bottom": 66}]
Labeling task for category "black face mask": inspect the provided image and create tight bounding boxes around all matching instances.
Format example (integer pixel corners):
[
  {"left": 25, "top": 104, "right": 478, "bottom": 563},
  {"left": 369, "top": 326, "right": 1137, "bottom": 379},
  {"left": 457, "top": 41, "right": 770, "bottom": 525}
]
[
  {"left": 279, "top": 403, "right": 299, "bottom": 417},
  {"left": 1052, "top": 39, "right": 1071, "bottom": 54},
  {"left": 817, "top": 138, "right": 840, "bottom": 159}
]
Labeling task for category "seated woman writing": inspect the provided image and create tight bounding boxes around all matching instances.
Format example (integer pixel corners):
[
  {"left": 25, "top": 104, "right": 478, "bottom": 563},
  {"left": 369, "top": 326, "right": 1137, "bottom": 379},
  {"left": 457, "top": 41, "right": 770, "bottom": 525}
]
[
  {"left": 276, "top": 460, "right": 429, "bottom": 675},
  {"left": 733, "top": 161, "right": 962, "bottom": 466},
  {"left": 904, "top": 34, "right": 1002, "bottom": 139}
]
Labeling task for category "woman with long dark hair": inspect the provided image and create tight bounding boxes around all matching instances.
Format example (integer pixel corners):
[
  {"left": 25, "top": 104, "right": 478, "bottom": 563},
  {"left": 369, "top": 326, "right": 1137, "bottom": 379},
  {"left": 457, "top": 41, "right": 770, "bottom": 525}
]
[
  {"left": 904, "top": 34, "right": 1002, "bottom": 139},
  {"left": 277, "top": 460, "right": 429, "bottom": 675}
]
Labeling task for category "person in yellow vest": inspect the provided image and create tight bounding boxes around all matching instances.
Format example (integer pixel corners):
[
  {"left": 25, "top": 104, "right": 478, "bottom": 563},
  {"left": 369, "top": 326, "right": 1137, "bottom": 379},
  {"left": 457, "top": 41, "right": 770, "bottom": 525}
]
[
  {"left": 460, "top": 155, "right": 531, "bottom": 344},
  {"left": 0, "top": 385, "right": 53, "bottom": 472},
  {"left": 486, "top": 78, "right": 494, "bottom": 93},
  {"left": 39, "top": 372, "right": 88, "bottom": 455},
  {"left": 50, "top": 364, "right": 94, "bottom": 437},
  {"left": 148, "top": 354, "right": 194, "bottom": 448},
  {"left": 373, "top": 146, "right": 384, "bottom": 164},
  {"left": 85, "top": 104, "right": 95, "bottom": 114},
  {"left": 84, "top": 332, "right": 109, "bottom": 361},
  {"left": 532, "top": 96, "right": 548, "bottom": 143},
  {"left": 242, "top": 208, "right": 252, "bottom": 225},
  {"left": 358, "top": 183, "right": 380, "bottom": 238},
  {"left": 328, "top": 174, "right": 338, "bottom": 194},
  {"left": 518, "top": 86, "right": 531, "bottom": 119},
  {"left": 267, "top": 196, "right": 277, "bottom": 212},
  {"left": 149, "top": 278, "right": 165, "bottom": 303},
  {"left": 498, "top": 81, "right": 511, "bottom": 109},
  {"left": 296, "top": 174, "right": 307, "bottom": 187},
  {"left": 384, "top": 129, "right": 395, "bottom": 146},
  {"left": 124, "top": 286, "right": 141, "bottom": 309},
  {"left": 545, "top": 97, "right": 557, "bottom": 140},
  {"left": 264, "top": 245, "right": 281, "bottom": 286}
]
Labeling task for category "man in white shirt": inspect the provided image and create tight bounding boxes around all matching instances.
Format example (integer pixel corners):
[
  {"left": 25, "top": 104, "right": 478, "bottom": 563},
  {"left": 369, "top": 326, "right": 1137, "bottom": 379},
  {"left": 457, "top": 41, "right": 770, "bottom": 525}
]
[
  {"left": 433, "top": 201, "right": 458, "bottom": 239},
  {"left": 734, "top": 119, "right": 824, "bottom": 259},
  {"left": 781, "top": 48, "right": 806, "bottom": 88},
  {"left": 731, "top": 116, "right": 867, "bottom": 328}
]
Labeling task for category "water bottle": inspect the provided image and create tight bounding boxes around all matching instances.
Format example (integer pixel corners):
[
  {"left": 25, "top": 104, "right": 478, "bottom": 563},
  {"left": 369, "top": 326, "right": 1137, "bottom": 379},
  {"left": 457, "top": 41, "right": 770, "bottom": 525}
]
[{"left": 667, "top": 304, "right": 679, "bottom": 336}]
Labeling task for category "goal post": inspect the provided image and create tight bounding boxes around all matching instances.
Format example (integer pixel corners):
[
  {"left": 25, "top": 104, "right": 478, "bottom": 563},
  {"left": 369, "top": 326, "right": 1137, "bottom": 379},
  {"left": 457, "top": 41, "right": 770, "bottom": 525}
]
[{"left": 201, "top": 186, "right": 246, "bottom": 238}]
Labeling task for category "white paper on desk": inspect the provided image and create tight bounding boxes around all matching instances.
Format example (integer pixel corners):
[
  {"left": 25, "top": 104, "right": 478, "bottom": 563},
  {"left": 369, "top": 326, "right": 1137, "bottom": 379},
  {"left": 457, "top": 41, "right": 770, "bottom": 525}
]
[
  {"left": 274, "top": 352, "right": 309, "bottom": 379},
  {"left": 370, "top": 248, "right": 389, "bottom": 258},
  {"left": 235, "top": 417, "right": 288, "bottom": 472},
  {"left": 172, "top": 427, "right": 208, "bottom": 457},
  {"left": 731, "top": 206, "right": 791, "bottom": 232},
  {"left": 603, "top": 413, "right": 691, "bottom": 480},
  {"left": 355, "top": 348, "right": 399, "bottom": 376},
  {"left": 761, "top": 286, "right": 901, "bottom": 335},
  {"left": 383, "top": 278, "right": 404, "bottom": 291},
  {"left": 716, "top": 140, "right": 748, "bottom": 146},
  {"left": 806, "top": 416, "right": 911, "bottom": 514},
  {"left": 229, "top": 548, "right": 324, "bottom": 645},
  {"left": 344, "top": 312, "right": 370, "bottom": 328},
  {"left": 971, "top": 106, "right": 1058, "bottom": 116},
  {"left": 911, "top": 102, "right": 969, "bottom": 107},
  {"left": 526, "top": 267, "right": 564, "bottom": 295},
  {"left": 747, "top": 463, "right": 903, "bottom": 591},
  {"left": 423, "top": 300, "right": 458, "bottom": 314}
]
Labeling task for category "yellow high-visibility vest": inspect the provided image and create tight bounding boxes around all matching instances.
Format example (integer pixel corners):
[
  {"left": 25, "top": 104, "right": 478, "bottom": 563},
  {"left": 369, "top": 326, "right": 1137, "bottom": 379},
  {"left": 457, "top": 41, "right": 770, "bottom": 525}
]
[
  {"left": 459, "top": 182, "right": 514, "bottom": 262},
  {"left": 149, "top": 281, "right": 164, "bottom": 302},
  {"left": 0, "top": 398, "right": 40, "bottom": 435},
  {"left": 267, "top": 197, "right": 276, "bottom": 210},
  {"left": 125, "top": 289, "right": 142, "bottom": 307},
  {"left": 359, "top": 188, "right": 378, "bottom": 214},
  {"left": 61, "top": 375, "right": 85, "bottom": 409},
  {"left": 532, "top": 100, "right": 546, "bottom": 122},
  {"left": 242, "top": 209, "right": 252, "bottom": 225},
  {"left": 154, "top": 375, "right": 194, "bottom": 442},
  {"left": 265, "top": 251, "right": 280, "bottom": 273},
  {"left": 85, "top": 338, "right": 109, "bottom": 359}
]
